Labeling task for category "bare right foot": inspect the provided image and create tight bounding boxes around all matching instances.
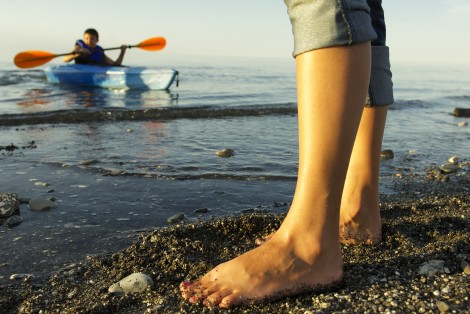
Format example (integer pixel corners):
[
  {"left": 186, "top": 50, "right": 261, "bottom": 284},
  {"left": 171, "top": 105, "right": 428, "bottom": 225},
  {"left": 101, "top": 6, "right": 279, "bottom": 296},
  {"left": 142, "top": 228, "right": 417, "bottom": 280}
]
[{"left": 181, "top": 228, "right": 343, "bottom": 308}]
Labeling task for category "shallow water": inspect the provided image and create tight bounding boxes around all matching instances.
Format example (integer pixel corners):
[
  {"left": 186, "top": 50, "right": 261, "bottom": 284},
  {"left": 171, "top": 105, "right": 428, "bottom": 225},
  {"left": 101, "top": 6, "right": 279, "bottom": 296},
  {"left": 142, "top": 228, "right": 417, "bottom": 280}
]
[
  {"left": 1, "top": 57, "right": 469, "bottom": 283},
  {"left": 1, "top": 58, "right": 469, "bottom": 182}
]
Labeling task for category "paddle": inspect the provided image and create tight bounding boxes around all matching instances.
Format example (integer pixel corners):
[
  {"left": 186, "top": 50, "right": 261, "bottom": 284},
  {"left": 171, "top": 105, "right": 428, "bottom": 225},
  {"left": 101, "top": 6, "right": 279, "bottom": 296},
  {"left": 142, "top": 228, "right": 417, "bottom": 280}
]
[{"left": 14, "top": 36, "right": 166, "bottom": 69}]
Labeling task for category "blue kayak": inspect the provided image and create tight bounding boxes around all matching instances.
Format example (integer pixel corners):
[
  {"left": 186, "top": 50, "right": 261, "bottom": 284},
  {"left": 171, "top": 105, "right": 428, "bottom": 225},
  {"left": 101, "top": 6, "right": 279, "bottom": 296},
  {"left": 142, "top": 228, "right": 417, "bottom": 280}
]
[{"left": 44, "top": 64, "right": 178, "bottom": 90}]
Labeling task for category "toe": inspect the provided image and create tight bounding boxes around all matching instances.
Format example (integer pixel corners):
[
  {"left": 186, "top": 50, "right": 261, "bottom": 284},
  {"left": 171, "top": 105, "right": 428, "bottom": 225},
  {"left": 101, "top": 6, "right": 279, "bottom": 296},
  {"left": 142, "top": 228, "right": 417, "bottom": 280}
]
[
  {"left": 203, "top": 289, "right": 233, "bottom": 308},
  {"left": 179, "top": 281, "right": 191, "bottom": 292},
  {"left": 180, "top": 280, "right": 204, "bottom": 300},
  {"left": 219, "top": 291, "right": 245, "bottom": 308}
]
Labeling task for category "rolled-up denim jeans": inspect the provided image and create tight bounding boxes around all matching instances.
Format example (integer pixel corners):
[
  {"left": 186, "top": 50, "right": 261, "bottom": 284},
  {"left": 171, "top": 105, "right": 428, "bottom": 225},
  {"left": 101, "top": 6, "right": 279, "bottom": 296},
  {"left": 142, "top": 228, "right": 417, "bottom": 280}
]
[{"left": 284, "top": 0, "right": 394, "bottom": 106}]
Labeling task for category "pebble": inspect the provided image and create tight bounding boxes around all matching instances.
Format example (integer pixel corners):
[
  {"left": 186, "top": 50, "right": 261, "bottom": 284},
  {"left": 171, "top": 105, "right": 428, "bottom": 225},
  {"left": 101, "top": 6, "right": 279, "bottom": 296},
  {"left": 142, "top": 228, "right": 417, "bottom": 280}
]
[
  {"left": 29, "top": 198, "right": 57, "bottom": 211},
  {"left": 108, "top": 273, "right": 153, "bottom": 295},
  {"left": 418, "top": 260, "right": 445, "bottom": 277},
  {"left": 448, "top": 156, "right": 459, "bottom": 165},
  {"left": 457, "top": 121, "right": 468, "bottom": 127},
  {"left": 380, "top": 149, "right": 394, "bottom": 160},
  {"left": 194, "top": 207, "right": 210, "bottom": 214},
  {"left": 461, "top": 261, "right": 470, "bottom": 274},
  {"left": 4, "top": 215, "right": 23, "bottom": 227},
  {"left": 167, "top": 213, "right": 186, "bottom": 224},
  {"left": 10, "top": 273, "right": 33, "bottom": 281},
  {"left": 439, "top": 164, "right": 459, "bottom": 174},
  {"left": 108, "top": 170, "right": 125, "bottom": 176},
  {"left": 216, "top": 148, "right": 235, "bottom": 158},
  {"left": 79, "top": 159, "right": 98, "bottom": 166},
  {"left": 34, "top": 181, "right": 50, "bottom": 187},
  {"left": 436, "top": 301, "right": 450, "bottom": 313},
  {"left": 0, "top": 192, "right": 19, "bottom": 218}
]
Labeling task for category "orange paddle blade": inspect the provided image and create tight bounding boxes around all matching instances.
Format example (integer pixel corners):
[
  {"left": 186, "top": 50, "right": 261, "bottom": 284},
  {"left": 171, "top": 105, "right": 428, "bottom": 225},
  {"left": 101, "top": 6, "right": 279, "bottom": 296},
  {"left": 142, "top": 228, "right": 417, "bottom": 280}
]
[
  {"left": 135, "top": 37, "right": 166, "bottom": 51},
  {"left": 14, "top": 50, "right": 59, "bottom": 69}
]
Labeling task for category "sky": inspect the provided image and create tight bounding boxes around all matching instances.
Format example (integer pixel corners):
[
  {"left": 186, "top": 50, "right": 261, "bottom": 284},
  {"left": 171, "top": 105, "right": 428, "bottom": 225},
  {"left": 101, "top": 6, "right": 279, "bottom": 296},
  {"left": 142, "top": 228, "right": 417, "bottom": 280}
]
[{"left": 2, "top": 0, "right": 470, "bottom": 66}]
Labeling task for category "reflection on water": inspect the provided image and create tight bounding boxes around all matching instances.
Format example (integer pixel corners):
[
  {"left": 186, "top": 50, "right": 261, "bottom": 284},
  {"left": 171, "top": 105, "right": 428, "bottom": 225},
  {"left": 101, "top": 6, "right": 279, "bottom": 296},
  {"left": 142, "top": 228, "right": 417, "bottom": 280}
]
[
  {"left": 17, "top": 88, "right": 52, "bottom": 107},
  {"left": 58, "top": 85, "right": 178, "bottom": 109},
  {"left": 0, "top": 81, "right": 179, "bottom": 115}
]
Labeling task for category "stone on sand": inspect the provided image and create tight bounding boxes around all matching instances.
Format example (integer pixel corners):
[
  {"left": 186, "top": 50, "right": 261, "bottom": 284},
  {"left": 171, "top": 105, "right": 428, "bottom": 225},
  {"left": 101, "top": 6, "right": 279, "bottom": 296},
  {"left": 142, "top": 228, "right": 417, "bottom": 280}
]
[{"left": 108, "top": 273, "right": 153, "bottom": 295}]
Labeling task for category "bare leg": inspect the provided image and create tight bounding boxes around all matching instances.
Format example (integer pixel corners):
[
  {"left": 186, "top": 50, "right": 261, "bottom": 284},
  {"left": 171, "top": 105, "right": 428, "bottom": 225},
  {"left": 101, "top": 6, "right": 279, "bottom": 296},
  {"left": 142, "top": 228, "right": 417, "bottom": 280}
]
[
  {"left": 256, "top": 106, "right": 388, "bottom": 246},
  {"left": 180, "top": 42, "right": 371, "bottom": 308},
  {"left": 340, "top": 105, "right": 388, "bottom": 244}
]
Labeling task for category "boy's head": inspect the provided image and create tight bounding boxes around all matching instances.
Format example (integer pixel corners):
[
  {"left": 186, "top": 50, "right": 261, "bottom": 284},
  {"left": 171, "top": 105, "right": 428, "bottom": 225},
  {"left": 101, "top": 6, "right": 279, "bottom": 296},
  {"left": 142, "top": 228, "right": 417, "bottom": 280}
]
[{"left": 83, "top": 28, "right": 99, "bottom": 48}]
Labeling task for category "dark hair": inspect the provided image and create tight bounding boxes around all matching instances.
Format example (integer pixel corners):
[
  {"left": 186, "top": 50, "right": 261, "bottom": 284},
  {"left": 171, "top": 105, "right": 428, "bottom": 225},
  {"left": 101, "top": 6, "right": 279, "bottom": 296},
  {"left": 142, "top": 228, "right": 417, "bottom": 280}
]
[{"left": 84, "top": 28, "right": 99, "bottom": 39}]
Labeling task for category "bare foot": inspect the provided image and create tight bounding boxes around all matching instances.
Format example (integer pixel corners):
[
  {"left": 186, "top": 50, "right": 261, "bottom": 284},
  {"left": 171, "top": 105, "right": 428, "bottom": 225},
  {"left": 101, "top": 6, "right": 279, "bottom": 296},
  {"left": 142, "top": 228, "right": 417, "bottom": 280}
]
[
  {"left": 339, "top": 200, "right": 382, "bottom": 245},
  {"left": 181, "top": 232, "right": 343, "bottom": 308}
]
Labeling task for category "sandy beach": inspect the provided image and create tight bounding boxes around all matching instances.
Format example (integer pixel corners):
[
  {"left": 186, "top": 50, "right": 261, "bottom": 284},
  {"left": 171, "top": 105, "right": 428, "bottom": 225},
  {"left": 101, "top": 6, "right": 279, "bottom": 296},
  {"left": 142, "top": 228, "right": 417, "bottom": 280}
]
[{"left": 1, "top": 172, "right": 469, "bottom": 313}]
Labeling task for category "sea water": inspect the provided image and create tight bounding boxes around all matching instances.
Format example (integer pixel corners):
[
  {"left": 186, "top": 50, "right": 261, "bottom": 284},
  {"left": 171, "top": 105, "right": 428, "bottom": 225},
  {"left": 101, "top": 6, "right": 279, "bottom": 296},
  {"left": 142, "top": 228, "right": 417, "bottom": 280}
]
[
  {"left": 0, "top": 57, "right": 469, "bottom": 187},
  {"left": 1, "top": 56, "right": 469, "bottom": 280}
]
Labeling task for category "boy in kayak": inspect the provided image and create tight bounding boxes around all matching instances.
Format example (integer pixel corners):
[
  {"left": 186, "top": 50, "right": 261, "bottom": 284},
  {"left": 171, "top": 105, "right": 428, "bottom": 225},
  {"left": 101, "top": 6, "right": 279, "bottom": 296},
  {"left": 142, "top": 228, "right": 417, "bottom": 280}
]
[{"left": 63, "top": 28, "right": 127, "bottom": 66}]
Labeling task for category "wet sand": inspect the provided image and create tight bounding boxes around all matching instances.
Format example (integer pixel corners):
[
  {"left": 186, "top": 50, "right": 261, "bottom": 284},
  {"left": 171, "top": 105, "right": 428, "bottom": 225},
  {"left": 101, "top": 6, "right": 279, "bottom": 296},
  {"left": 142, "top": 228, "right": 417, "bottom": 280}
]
[{"left": 0, "top": 173, "right": 469, "bottom": 313}]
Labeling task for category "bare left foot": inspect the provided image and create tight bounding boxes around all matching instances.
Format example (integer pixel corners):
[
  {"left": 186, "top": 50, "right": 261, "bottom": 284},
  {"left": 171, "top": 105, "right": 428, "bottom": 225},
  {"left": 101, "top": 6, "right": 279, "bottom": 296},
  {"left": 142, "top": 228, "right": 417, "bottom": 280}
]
[
  {"left": 339, "top": 201, "right": 382, "bottom": 245},
  {"left": 255, "top": 203, "right": 382, "bottom": 246},
  {"left": 180, "top": 232, "right": 343, "bottom": 308}
]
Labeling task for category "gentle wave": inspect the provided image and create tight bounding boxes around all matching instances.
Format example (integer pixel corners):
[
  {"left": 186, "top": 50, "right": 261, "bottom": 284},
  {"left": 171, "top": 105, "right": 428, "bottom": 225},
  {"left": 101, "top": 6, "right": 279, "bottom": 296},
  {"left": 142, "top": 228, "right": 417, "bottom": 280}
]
[
  {"left": 0, "top": 103, "right": 298, "bottom": 126},
  {"left": 0, "top": 69, "right": 45, "bottom": 86},
  {"left": 41, "top": 161, "right": 298, "bottom": 181}
]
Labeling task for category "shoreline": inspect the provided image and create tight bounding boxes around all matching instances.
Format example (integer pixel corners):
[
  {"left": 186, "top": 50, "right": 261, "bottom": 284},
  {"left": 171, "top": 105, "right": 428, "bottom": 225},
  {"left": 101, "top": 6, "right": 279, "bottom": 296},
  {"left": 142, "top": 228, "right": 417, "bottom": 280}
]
[{"left": 1, "top": 174, "right": 469, "bottom": 313}]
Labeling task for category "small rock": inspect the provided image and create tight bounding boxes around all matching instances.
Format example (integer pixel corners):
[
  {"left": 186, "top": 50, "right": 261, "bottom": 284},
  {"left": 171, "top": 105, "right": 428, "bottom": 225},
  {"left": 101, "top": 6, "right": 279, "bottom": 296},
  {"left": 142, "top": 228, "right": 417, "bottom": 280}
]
[
  {"left": 320, "top": 303, "right": 329, "bottom": 309},
  {"left": 0, "top": 193, "right": 20, "bottom": 218},
  {"left": 462, "top": 261, "right": 470, "bottom": 274},
  {"left": 457, "top": 121, "right": 468, "bottom": 127},
  {"left": 34, "top": 181, "right": 50, "bottom": 187},
  {"left": 436, "top": 301, "right": 450, "bottom": 313},
  {"left": 29, "top": 198, "right": 56, "bottom": 211},
  {"left": 108, "top": 169, "right": 125, "bottom": 176},
  {"left": 448, "top": 156, "right": 459, "bottom": 165},
  {"left": 5, "top": 215, "right": 23, "bottom": 227},
  {"left": 127, "top": 128, "right": 134, "bottom": 133},
  {"left": 194, "top": 207, "right": 210, "bottom": 214},
  {"left": 167, "top": 213, "right": 186, "bottom": 224},
  {"left": 79, "top": 160, "right": 98, "bottom": 166},
  {"left": 216, "top": 148, "right": 235, "bottom": 158},
  {"left": 418, "top": 260, "right": 445, "bottom": 277},
  {"left": 10, "top": 273, "right": 33, "bottom": 281},
  {"left": 108, "top": 273, "right": 153, "bottom": 295},
  {"left": 439, "top": 164, "right": 459, "bottom": 174},
  {"left": 380, "top": 149, "right": 394, "bottom": 160}
]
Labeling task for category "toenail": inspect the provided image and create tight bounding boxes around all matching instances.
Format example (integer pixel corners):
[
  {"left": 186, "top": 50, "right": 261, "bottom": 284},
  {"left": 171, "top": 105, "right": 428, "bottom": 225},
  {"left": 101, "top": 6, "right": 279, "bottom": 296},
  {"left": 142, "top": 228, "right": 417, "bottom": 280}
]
[{"left": 182, "top": 281, "right": 191, "bottom": 287}]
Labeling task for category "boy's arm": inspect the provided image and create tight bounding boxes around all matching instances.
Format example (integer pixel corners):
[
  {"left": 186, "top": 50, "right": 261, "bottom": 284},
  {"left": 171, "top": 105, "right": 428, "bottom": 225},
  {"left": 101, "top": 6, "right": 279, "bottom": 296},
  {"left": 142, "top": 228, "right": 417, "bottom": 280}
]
[
  {"left": 63, "top": 44, "right": 82, "bottom": 63},
  {"left": 104, "top": 45, "right": 127, "bottom": 66}
]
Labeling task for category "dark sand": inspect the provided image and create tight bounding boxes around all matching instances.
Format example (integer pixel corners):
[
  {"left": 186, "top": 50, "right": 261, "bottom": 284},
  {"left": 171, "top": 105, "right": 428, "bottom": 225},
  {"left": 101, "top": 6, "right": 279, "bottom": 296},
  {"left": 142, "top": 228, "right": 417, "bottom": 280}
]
[{"left": 1, "top": 174, "right": 469, "bottom": 313}]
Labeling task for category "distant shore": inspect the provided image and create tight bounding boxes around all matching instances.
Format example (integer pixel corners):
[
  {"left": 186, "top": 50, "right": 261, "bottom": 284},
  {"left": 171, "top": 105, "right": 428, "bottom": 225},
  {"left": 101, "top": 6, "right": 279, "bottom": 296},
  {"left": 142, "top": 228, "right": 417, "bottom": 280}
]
[{"left": 1, "top": 173, "right": 469, "bottom": 313}]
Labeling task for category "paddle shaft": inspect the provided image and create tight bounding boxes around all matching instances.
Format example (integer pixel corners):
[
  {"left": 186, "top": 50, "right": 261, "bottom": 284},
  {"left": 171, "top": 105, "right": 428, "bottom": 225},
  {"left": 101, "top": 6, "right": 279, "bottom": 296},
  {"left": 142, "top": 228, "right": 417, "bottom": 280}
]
[{"left": 14, "top": 37, "right": 165, "bottom": 69}]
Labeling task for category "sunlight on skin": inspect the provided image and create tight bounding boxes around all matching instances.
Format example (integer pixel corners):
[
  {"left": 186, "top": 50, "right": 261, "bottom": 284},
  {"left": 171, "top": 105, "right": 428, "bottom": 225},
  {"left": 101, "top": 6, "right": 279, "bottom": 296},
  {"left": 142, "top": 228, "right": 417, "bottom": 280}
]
[
  {"left": 256, "top": 105, "right": 388, "bottom": 246},
  {"left": 180, "top": 42, "right": 372, "bottom": 308}
]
